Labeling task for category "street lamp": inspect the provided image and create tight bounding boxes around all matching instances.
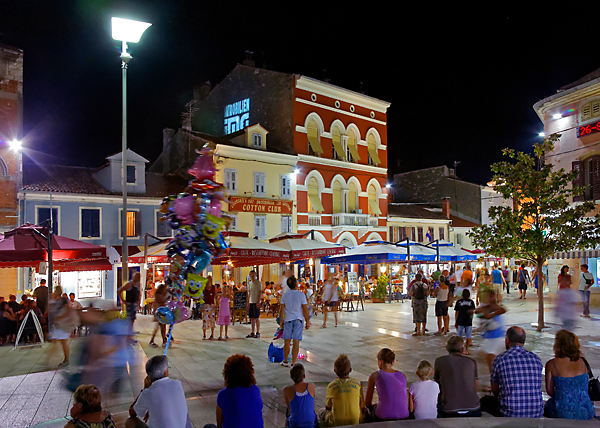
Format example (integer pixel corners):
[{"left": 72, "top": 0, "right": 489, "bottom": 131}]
[{"left": 111, "top": 17, "right": 151, "bottom": 291}]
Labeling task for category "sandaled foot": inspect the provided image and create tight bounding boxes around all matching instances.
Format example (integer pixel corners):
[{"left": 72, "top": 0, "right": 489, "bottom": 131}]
[
  {"left": 246, "top": 333, "right": 255, "bottom": 338},
  {"left": 255, "top": 333, "right": 260, "bottom": 338},
  {"left": 218, "top": 337, "right": 222, "bottom": 341},
  {"left": 280, "top": 361, "right": 289, "bottom": 367},
  {"left": 209, "top": 335, "right": 214, "bottom": 340},
  {"left": 149, "top": 341, "right": 158, "bottom": 347},
  {"left": 321, "top": 325, "right": 327, "bottom": 328}
]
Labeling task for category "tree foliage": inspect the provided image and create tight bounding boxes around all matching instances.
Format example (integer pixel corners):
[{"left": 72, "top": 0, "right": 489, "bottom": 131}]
[{"left": 468, "top": 134, "right": 600, "bottom": 329}]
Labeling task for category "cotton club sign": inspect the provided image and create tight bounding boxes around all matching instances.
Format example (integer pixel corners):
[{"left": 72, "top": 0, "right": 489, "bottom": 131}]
[{"left": 229, "top": 197, "right": 292, "bottom": 214}]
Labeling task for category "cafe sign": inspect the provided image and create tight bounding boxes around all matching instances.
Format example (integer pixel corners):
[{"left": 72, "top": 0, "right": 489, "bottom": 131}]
[{"left": 229, "top": 197, "right": 292, "bottom": 214}]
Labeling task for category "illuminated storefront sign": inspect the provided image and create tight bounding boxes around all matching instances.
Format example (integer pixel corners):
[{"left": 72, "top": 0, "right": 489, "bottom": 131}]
[
  {"left": 229, "top": 196, "right": 292, "bottom": 214},
  {"left": 577, "top": 120, "right": 600, "bottom": 138},
  {"left": 224, "top": 98, "right": 250, "bottom": 134}
]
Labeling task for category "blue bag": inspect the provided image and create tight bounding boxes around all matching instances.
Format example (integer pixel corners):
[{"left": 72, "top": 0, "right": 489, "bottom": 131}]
[{"left": 268, "top": 342, "right": 284, "bottom": 363}]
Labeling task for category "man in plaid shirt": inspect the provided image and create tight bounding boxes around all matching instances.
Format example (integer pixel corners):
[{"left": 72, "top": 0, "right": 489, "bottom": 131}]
[{"left": 483, "top": 326, "right": 543, "bottom": 417}]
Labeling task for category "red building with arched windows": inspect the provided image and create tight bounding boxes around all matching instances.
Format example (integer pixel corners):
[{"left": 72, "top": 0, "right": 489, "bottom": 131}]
[{"left": 187, "top": 64, "right": 391, "bottom": 247}]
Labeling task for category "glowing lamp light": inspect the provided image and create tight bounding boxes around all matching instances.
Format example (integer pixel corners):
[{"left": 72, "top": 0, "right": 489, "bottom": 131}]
[
  {"left": 553, "top": 113, "right": 562, "bottom": 120},
  {"left": 8, "top": 140, "right": 21, "bottom": 151},
  {"left": 380, "top": 265, "right": 387, "bottom": 273},
  {"left": 538, "top": 132, "right": 546, "bottom": 137},
  {"left": 393, "top": 265, "right": 400, "bottom": 273},
  {"left": 385, "top": 183, "right": 391, "bottom": 189},
  {"left": 111, "top": 17, "right": 152, "bottom": 43},
  {"left": 293, "top": 168, "right": 300, "bottom": 175}
]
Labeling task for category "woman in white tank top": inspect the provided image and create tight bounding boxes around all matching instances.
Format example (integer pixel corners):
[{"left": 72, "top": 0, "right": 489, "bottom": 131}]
[{"left": 433, "top": 275, "right": 450, "bottom": 335}]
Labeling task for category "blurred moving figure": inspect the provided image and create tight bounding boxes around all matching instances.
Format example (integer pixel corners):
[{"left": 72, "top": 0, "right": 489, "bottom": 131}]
[{"left": 555, "top": 287, "right": 579, "bottom": 332}]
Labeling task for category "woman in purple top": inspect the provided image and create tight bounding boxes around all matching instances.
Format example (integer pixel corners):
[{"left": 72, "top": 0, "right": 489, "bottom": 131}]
[{"left": 365, "top": 348, "right": 409, "bottom": 421}]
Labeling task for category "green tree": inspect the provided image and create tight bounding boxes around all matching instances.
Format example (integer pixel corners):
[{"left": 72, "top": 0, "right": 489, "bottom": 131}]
[{"left": 468, "top": 134, "right": 600, "bottom": 330}]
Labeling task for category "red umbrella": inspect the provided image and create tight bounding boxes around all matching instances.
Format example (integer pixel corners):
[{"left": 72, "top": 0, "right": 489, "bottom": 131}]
[{"left": 0, "top": 223, "right": 107, "bottom": 268}]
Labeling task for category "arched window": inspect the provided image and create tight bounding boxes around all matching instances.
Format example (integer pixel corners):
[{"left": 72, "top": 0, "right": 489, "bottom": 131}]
[
  {"left": 332, "top": 127, "right": 345, "bottom": 160},
  {"left": 346, "top": 130, "right": 360, "bottom": 162},
  {"left": 307, "top": 120, "right": 323, "bottom": 156},
  {"left": 347, "top": 182, "right": 358, "bottom": 213},
  {"left": 332, "top": 180, "right": 342, "bottom": 214},
  {"left": 307, "top": 177, "right": 323, "bottom": 212},
  {"left": 368, "top": 184, "right": 381, "bottom": 216},
  {"left": 367, "top": 134, "right": 381, "bottom": 166},
  {"left": 0, "top": 157, "right": 7, "bottom": 177}
]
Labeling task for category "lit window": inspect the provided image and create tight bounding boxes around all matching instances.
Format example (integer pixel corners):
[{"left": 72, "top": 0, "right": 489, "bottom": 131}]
[{"left": 120, "top": 210, "right": 140, "bottom": 238}]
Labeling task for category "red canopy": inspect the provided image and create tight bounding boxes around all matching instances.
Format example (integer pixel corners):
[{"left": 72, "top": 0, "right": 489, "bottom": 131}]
[
  {"left": 212, "top": 230, "right": 291, "bottom": 267},
  {"left": 0, "top": 224, "right": 108, "bottom": 269},
  {"left": 268, "top": 236, "right": 346, "bottom": 261}
]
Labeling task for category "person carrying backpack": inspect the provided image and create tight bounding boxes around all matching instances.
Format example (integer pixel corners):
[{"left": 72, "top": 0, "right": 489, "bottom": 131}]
[{"left": 409, "top": 274, "right": 430, "bottom": 336}]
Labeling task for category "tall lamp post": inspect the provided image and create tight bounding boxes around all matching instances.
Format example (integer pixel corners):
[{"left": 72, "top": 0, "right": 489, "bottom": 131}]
[{"left": 111, "top": 17, "right": 151, "bottom": 292}]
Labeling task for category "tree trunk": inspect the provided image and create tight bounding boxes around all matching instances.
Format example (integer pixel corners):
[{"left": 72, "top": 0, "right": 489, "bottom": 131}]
[{"left": 536, "top": 257, "right": 545, "bottom": 331}]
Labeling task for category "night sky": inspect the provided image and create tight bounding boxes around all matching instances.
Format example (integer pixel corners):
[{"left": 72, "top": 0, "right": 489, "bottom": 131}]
[{"left": 4, "top": 3, "right": 600, "bottom": 184}]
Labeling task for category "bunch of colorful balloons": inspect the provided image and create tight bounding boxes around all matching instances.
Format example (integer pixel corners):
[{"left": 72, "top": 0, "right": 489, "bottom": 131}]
[{"left": 155, "top": 146, "right": 231, "bottom": 351}]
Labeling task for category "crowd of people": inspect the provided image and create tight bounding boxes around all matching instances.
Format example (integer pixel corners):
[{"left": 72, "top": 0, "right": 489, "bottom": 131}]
[{"left": 60, "top": 325, "right": 583, "bottom": 428}]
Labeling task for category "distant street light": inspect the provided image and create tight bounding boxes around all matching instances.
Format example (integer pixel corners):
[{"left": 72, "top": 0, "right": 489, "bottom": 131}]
[
  {"left": 111, "top": 17, "right": 151, "bottom": 292},
  {"left": 8, "top": 139, "right": 21, "bottom": 151}
]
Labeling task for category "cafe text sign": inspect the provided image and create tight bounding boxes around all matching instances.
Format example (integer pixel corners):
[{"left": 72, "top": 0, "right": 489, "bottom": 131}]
[{"left": 229, "top": 197, "right": 292, "bottom": 214}]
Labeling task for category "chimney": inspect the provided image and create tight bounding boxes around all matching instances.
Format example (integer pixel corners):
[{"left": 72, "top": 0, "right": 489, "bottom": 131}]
[
  {"left": 193, "top": 81, "right": 212, "bottom": 102},
  {"left": 442, "top": 197, "right": 450, "bottom": 219},
  {"left": 242, "top": 50, "right": 255, "bottom": 67}
]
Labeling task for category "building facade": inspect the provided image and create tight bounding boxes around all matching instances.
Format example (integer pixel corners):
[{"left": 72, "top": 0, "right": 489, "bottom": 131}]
[
  {"left": 187, "top": 64, "right": 391, "bottom": 247},
  {"left": 0, "top": 43, "right": 23, "bottom": 297},
  {"left": 534, "top": 68, "right": 600, "bottom": 290},
  {"left": 18, "top": 150, "right": 186, "bottom": 299}
]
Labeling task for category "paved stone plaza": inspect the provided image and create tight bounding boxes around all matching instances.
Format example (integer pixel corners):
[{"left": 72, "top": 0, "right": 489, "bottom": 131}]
[{"left": 1, "top": 293, "right": 600, "bottom": 427}]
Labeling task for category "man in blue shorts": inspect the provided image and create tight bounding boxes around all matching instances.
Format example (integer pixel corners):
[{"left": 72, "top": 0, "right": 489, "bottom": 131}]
[{"left": 279, "top": 276, "right": 310, "bottom": 367}]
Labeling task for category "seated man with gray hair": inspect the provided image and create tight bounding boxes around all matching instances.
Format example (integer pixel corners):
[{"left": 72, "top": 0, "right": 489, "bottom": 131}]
[{"left": 127, "top": 355, "right": 191, "bottom": 428}]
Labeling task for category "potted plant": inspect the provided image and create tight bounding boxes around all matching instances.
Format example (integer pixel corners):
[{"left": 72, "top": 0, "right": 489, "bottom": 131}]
[{"left": 372, "top": 274, "right": 388, "bottom": 303}]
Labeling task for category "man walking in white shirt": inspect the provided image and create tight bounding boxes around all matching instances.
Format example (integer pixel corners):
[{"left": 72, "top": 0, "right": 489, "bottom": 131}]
[
  {"left": 246, "top": 270, "right": 263, "bottom": 338},
  {"left": 279, "top": 276, "right": 310, "bottom": 367}
]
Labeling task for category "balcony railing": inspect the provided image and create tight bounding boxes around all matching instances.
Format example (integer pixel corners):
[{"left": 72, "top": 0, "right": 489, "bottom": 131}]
[
  {"left": 332, "top": 213, "right": 372, "bottom": 227},
  {"left": 308, "top": 214, "right": 321, "bottom": 227}
]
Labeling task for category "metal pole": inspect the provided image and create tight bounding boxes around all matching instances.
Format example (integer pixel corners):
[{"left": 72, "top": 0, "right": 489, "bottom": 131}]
[{"left": 121, "top": 41, "right": 129, "bottom": 293}]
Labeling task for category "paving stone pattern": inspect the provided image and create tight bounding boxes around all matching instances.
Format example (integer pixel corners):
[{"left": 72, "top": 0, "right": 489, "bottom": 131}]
[{"left": 0, "top": 293, "right": 598, "bottom": 427}]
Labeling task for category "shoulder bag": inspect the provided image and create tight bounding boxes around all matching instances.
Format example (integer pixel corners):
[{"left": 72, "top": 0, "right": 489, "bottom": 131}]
[{"left": 582, "top": 357, "right": 600, "bottom": 401}]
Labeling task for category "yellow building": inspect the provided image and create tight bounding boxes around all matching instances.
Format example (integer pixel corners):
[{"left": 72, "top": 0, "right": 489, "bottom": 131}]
[{"left": 212, "top": 124, "right": 298, "bottom": 283}]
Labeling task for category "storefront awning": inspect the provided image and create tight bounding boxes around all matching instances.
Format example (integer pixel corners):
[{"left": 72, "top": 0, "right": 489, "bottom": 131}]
[
  {"left": 54, "top": 258, "right": 113, "bottom": 272},
  {"left": 0, "top": 224, "right": 107, "bottom": 268},
  {"left": 368, "top": 144, "right": 381, "bottom": 165},
  {"left": 308, "top": 188, "right": 324, "bottom": 212},
  {"left": 269, "top": 237, "right": 346, "bottom": 261},
  {"left": 307, "top": 124, "right": 324, "bottom": 154},
  {"left": 212, "top": 231, "right": 291, "bottom": 267},
  {"left": 551, "top": 249, "right": 600, "bottom": 259},
  {"left": 368, "top": 199, "right": 382, "bottom": 216},
  {"left": 347, "top": 140, "right": 360, "bottom": 161},
  {"left": 332, "top": 138, "right": 345, "bottom": 160}
]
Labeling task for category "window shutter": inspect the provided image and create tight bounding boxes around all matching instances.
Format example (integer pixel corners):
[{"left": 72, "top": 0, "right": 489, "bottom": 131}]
[
  {"left": 593, "top": 100, "right": 600, "bottom": 118},
  {"left": 572, "top": 160, "right": 584, "bottom": 202},
  {"left": 135, "top": 211, "right": 141, "bottom": 237},
  {"left": 582, "top": 102, "right": 592, "bottom": 121},
  {"left": 592, "top": 157, "right": 600, "bottom": 201}
]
